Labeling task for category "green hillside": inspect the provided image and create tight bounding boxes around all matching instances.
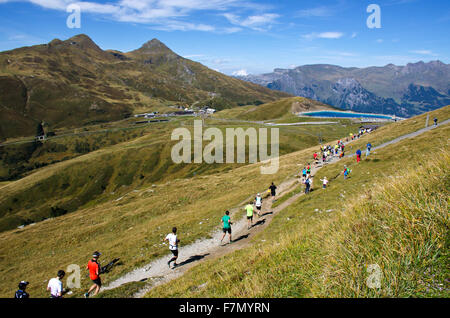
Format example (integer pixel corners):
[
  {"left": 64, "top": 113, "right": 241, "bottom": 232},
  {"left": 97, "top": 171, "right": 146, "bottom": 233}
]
[
  {"left": 146, "top": 107, "right": 449, "bottom": 298},
  {"left": 0, "top": 116, "right": 361, "bottom": 233},
  {"left": 214, "top": 97, "right": 335, "bottom": 121},
  {"left": 0, "top": 106, "right": 447, "bottom": 298}
]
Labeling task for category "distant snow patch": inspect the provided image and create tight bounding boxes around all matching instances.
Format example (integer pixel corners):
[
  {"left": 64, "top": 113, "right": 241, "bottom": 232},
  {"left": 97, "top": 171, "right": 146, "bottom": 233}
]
[{"left": 232, "top": 69, "right": 248, "bottom": 76}]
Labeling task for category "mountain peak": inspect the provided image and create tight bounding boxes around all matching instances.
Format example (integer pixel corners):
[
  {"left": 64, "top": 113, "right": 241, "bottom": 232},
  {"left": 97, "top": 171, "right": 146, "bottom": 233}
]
[
  {"left": 130, "top": 38, "right": 178, "bottom": 60},
  {"left": 139, "top": 38, "right": 172, "bottom": 52},
  {"left": 67, "top": 34, "right": 95, "bottom": 44},
  {"left": 68, "top": 33, "right": 93, "bottom": 42},
  {"left": 61, "top": 34, "right": 103, "bottom": 52},
  {"left": 428, "top": 60, "right": 445, "bottom": 67}
]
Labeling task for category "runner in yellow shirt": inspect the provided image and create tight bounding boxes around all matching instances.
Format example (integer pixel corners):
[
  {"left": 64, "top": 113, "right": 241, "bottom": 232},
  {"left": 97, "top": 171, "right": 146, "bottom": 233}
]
[{"left": 245, "top": 201, "right": 254, "bottom": 229}]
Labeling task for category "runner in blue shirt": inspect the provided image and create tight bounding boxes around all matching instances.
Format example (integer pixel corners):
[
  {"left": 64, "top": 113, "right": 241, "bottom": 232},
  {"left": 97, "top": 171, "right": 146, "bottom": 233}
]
[{"left": 366, "top": 143, "right": 372, "bottom": 157}]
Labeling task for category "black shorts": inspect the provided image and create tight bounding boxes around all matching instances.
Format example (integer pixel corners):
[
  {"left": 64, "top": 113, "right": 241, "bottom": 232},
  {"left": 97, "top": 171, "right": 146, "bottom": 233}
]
[
  {"left": 223, "top": 227, "right": 231, "bottom": 234},
  {"left": 170, "top": 249, "right": 179, "bottom": 257},
  {"left": 302, "top": 174, "right": 306, "bottom": 178},
  {"left": 92, "top": 277, "right": 102, "bottom": 287},
  {"left": 256, "top": 205, "right": 261, "bottom": 210},
  {"left": 247, "top": 215, "right": 253, "bottom": 220}
]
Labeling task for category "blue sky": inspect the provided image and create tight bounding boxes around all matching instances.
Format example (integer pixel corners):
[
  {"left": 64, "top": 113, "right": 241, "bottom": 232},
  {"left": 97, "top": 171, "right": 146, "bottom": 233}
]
[{"left": 0, "top": 0, "right": 449, "bottom": 75}]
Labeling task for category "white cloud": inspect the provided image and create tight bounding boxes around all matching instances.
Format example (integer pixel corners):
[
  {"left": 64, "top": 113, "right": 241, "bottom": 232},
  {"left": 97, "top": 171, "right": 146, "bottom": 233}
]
[
  {"left": 28, "top": 0, "right": 71, "bottom": 10},
  {"left": 223, "top": 12, "right": 279, "bottom": 31},
  {"left": 183, "top": 54, "right": 205, "bottom": 59},
  {"left": 336, "top": 51, "right": 358, "bottom": 57},
  {"left": 151, "top": 21, "right": 215, "bottom": 32},
  {"left": 409, "top": 50, "right": 436, "bottom": 56},
  {"left": 232, "top": 69, "right": 248, "bottom": 76},
  {"left": 297, "top": 6, "right": 334, "bottom": 18},
  {"left": 302, "top": 31, "right": 344, "bottom": 40},
  {"left": 2, "top": 0, "right": 273, "bottom": 33},
  {"left": 222, "top": 27, "right": 243, "bottom": 34},
  {"left": 376, "top": 39, "right": 384, "bottom": 43}
]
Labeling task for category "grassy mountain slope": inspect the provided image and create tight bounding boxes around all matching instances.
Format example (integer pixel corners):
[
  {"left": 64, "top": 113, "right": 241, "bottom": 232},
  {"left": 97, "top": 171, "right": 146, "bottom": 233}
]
[
  {"left": 0, "top": 34, "right": 290, "bottom": 140},
  {"left": 0, "top": 107, "right": 447, "bottom": 298},
  {"left": 214, "top": 97, "right": 335, "bottom": 121},
  {"left": 146, "top": 113, "right": 449, "bottom": 297},
  {"left": 0, "top": 126, "right": 344, "bottom": 298},
  {"left": 0, "top": 117, "right": 361, "bottom": 233}
]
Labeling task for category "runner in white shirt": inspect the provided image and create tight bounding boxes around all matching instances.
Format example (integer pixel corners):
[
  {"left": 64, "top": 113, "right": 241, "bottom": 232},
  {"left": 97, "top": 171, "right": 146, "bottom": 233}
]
[
  {"left": 47, "top": 270, "right": 65, "bottom": 298},
  {"left": 321, "top": 177, "right": 329, "bottom": 189},
  {"left": 164, "top": 227, "right": 180, "bottom": 269},
  {"left": 255, "top": 193, "right": 263, "bottom": 217}
]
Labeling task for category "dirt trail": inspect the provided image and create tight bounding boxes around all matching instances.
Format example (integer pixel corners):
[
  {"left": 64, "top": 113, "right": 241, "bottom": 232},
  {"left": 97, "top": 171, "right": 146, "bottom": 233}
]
[
  {"left": 102, "top": 153, "right": 340, "bottom": 298},
  {"left": 102, "top": 177, "right": 298, "bottom": 296},
  {"left": 102, "top": 120, "right": 449, "bottom": 297}
]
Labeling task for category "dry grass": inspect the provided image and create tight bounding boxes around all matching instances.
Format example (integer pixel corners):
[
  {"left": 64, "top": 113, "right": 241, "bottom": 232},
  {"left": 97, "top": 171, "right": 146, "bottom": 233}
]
[
  {"left": 0, "top": 107, "right": 448, "bottom": 298},
  {"left": 145, "top": 123, "right": 449, "bottom": 298},
  {"left": 0, "top": 129, "right": 319, "bottom": 297}
]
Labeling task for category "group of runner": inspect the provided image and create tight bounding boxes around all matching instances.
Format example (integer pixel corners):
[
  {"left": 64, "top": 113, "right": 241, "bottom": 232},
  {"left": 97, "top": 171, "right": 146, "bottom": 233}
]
[
  {"left": 243, "top": 182, "right": 276, "bottom": 232},
  {"left": 165, "top": 124, "right": 373, "bottom": 270},
  {"left": 13, "top": 123, "right": 382, "bottom": 298},
  {"left": 355, "top": 142, "right": 373, "bottom": 163},
  {"left": 300, "top": 164, "right": 313, "bottom": 194},
  {"left": 163, "top": 181, "right": 277, "bottom": 268},
  {"left": 306, "top": 127, "right": 377, "bottom": 191},
  {"left": 317, "top": 140, "right": 346, "bottom": 165}
]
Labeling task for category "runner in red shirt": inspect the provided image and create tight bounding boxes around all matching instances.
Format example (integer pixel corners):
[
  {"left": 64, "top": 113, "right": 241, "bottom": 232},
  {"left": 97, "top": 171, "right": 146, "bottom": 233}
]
[{"left": 84, "top": 251, "right": 102, "bottom": 298}]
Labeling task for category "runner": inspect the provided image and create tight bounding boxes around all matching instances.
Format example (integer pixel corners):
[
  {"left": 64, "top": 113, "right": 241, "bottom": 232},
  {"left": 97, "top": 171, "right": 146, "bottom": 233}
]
[
  {"left": 366, "top": 143, "right": 372, "bottom": 157},
  {"left": 304, "top": 176, "right": 311, "bottom": 194},
  {"left": 164, "top": 227, "right": 180, "bottom": 269},
  {"left": 356, "top": 149, "right": 362, "bottom": 163},
  {"left": 306, "top": 164, "right": 311, "bottom": 176},
  {"left": 14, "top": 281, "right": 29, "bottom": 298},
  {"left": 343, "top": 166, "right": 351, "bottom": 180},
  {"left": 321, "top": 176, "right": 329, "bottom": 189},
  {"left": 245, "top": 201, "right": 254, "bottom": 229},
  {"left": 269, "top": 182, "right": 277, "bottom": 198},
  {"left": 255, "top": 193, "right": 263, "bottom": 217},
  {"left": 220, "top": 210, "right": 232, "bottom": 244},
  {"left": 434, "top": 117, "right": 438, "bottom": 126},
  {"left": 313, "top": 152, "right": 318, "bottom": 162},
  {"left": 47, "top": 270, "right": 65, "bottom": 298},
  {"left": 302, "top": 167, "right": 307, "bottom": 180},
  {"left": 84, "top": 251, "right": 102, "bottom": 298}
]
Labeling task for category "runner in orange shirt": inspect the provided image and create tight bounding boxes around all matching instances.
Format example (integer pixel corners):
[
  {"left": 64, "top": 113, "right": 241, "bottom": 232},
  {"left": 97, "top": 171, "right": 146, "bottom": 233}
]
[{"left": 84, "top": 251, "right": 102, "bottom": 298}]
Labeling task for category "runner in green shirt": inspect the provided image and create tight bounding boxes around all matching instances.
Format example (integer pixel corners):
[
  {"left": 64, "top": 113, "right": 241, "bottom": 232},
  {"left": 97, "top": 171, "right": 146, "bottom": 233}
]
[
  {"left": 245, "top": 201, "right": 254, "bottom": 229},
  {"left": 220, "top": 210, "right": 232, "bottom": 244}
]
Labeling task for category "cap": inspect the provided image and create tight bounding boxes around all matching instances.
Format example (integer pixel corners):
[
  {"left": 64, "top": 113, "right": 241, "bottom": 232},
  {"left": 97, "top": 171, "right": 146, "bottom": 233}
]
[
  {"left": 18, "top": 281, "right": 29, "bottom": 289},
  {"left": 93, "top": 251, "right": 101, "bottom": 257}
]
